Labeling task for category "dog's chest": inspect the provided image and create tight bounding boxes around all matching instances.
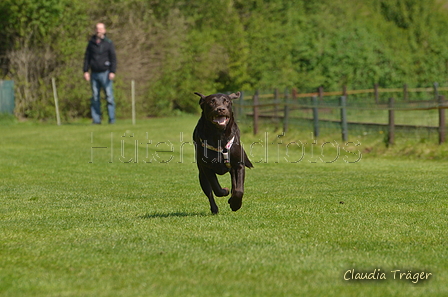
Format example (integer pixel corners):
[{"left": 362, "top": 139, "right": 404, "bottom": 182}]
[
  {"left": 199, "top": 136, "right": 234, "bottom": 165},
  {"left": 198, "top": 147, "right": 230, "bottom": 174}
]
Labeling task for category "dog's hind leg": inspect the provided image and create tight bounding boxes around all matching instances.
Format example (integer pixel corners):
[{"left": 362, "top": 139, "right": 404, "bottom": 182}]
[{"left": 199, "top": 171, "right": 219, "bottom": 214}]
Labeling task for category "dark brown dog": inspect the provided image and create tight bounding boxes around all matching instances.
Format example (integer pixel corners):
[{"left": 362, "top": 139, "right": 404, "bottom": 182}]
[{"left": 193, "top": 92, "right": 253, "bottom": 214}]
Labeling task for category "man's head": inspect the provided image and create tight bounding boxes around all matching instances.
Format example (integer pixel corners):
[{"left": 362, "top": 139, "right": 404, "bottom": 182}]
[{"left": 95, "top": 23, "right": 106, "bottom": 39}]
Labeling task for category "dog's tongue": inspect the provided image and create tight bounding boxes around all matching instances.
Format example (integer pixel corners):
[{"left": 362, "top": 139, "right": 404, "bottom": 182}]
[{"left": 213, "top": 116, "right": 228, "bottom": 126}]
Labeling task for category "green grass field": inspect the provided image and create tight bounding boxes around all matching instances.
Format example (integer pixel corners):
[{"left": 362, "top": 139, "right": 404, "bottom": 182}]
[{"left": 1, "top": 115, "right": 447, "bottom": 296}]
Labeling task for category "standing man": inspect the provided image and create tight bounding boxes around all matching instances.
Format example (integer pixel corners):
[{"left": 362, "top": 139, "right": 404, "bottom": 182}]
[{"left": 83, "top": 23, "right": 117, "bottom": 124}]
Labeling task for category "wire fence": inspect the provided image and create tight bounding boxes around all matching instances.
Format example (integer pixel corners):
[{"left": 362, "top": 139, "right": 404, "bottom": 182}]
[{"left": 234, "top": 85, "right": 448, "bottom": 145}]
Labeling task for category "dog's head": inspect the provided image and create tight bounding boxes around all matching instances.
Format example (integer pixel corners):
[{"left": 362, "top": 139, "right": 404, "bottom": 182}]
[{"left": 195, "top": 92, "right": 240, "bottom": 130}]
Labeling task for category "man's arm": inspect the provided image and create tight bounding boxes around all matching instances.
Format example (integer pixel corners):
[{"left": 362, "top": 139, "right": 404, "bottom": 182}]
[
  {"left": 83, "top": 44, "right": 90, "bottom": 81},
  {"left": 107, "top": 42, "right": 117, "bottom": 80}
]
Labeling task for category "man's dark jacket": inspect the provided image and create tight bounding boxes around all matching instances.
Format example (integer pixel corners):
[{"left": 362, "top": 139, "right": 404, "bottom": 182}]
[{"left": 83, "top": 35, "right": 117, "bottom": 73}]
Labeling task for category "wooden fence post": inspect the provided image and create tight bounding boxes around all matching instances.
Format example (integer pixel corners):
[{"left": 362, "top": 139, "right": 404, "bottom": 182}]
[
  {"left": 403, "top": 84, "right": 408, "bottom": 102},
  {"left": 238, "top": 91, "right": 244, "bottom": 120},
  {"left": 274, "top": 88, "right": 279, "bottom": 128},
  {"left": 283, "top": 88, "right": 289, "bottom": 133},
  {"left": 131, "top": 80, "right": 136, "bottom": 125},
  {"left": 51, "top": 77, "right": 61, "bottom": 126},
  {"left": 434, "top": 82, "right": 439, "bottom": 101},
  {"left": 318, "top": 86, "right": 324, "bottom": 102},
  {"left": 292, "top": 88, "right": 297, "bottom": 101},
  {"left": 374, "top": 83, "right": 379, "bottom": 104},
  {"left": 340, "top": 96, "right": 348, "bottom": 142},
  {"left": 312, "top": 96, "right": 319, "bottom": 138},
  {"left": 439, "top": 95, "right": 446, "bottom": 144},
  {"left": 253, "top": 90, "right": 259, "bottom": 135},
  {"left": 388, "top": 97, "right": 395, "bottom": 146}
]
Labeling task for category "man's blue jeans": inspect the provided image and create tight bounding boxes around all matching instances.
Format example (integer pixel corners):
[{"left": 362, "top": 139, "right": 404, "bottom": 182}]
[{"left": 90, "top": 71, "right": 115, "bottom": 124}]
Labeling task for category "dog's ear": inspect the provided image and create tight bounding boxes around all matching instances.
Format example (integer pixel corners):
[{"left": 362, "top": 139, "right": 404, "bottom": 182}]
[
  {"left": 195, "top": 92, "right": 206, "bottom": 106},
  {"left": 228, "top": 92, "right": 241, "bottom": 100}
]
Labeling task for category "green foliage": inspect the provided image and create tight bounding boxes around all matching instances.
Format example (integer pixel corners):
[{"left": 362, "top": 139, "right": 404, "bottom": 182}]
[
  {"left": 145, "top": 0, "right": 249, "bottom": 115},
  {"left": 3, "top": 0, "right": 448, "bottom": 118},
  {"left": 0, "top": 0, "right": 88, "bottom": 119}
]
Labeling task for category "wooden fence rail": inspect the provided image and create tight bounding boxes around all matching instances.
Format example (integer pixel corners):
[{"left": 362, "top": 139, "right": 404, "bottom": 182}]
[
  {"left": 236, "top": 86, "right": 448, "bottom": 145},
  {"left": 253, "top": 83, "right": 448, "bottom": 100}
]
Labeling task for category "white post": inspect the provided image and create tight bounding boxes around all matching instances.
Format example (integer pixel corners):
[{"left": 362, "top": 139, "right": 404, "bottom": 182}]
[
  {"left": 131, "top": 80, "right": 136, "bottom": 125},
  {"left": 51, "top": 77, "right": 61, "bottom": 126}
]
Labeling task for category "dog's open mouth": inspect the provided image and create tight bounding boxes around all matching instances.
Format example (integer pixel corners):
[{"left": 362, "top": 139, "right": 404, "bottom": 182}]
[{"left": 213, "top": 116, "right": 229, "bottom": 127}]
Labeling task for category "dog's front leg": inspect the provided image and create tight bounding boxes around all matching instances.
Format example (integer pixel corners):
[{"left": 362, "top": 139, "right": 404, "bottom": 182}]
[
  {"left": 199, "top": 170, "right": 219, "bottom": 214},
  {"left": 228, "top": 164, "right": 245, "bottom": 211}
]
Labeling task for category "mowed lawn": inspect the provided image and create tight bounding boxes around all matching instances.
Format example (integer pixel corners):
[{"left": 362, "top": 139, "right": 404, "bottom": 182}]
[{"left": 0, "top": 115, "right": 447, "bottom": 297}]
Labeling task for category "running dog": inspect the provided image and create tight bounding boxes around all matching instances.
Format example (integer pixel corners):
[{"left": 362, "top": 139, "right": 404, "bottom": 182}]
[{"left": 193, "top": 92, "right": 253, "bottom": 214}]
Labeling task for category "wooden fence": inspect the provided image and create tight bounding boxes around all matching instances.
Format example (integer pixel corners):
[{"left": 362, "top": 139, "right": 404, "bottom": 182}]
[{"left": 234, "top": 84, "right": 448, "bottom": 145}]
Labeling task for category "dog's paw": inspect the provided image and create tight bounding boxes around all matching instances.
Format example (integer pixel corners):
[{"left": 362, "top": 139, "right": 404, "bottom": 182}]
[
  {"left": 222, "top": 187, "right": 230, "bottom": 196},
  {"left": 228, "top": 197, "right": 242, "bottom": 211},
  {"left": 211, "top": 206, "right": 219, "bottom": 215},
  {"left": 216, "top": 187, "right": 229, "bottom": 197}
]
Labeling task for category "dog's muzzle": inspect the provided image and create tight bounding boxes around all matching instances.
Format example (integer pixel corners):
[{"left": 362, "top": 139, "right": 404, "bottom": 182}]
[{"left": 212, "top": 115, "right": 229, "bottom": 127}]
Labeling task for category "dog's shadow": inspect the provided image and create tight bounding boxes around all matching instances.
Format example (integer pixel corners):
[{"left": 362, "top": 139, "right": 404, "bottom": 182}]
[{"left": 139, "top": 211, "right": 209, "bottom": 219}]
